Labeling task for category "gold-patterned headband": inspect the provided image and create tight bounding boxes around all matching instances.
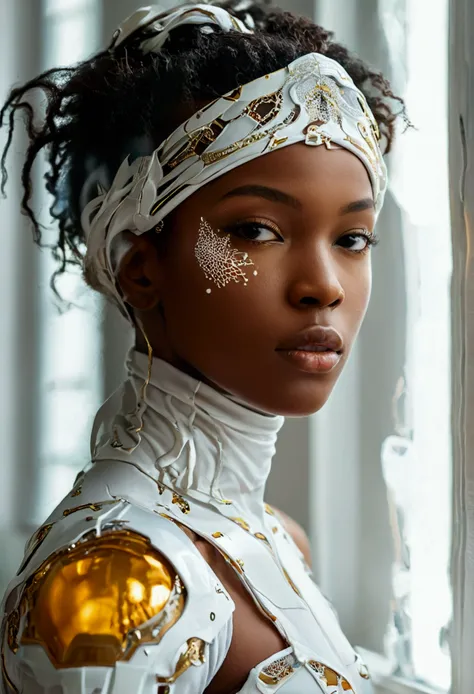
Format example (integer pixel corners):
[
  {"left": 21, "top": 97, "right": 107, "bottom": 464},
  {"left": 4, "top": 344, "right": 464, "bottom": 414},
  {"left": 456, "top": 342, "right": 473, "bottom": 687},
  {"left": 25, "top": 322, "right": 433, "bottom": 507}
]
[{"left": 81, "top": 4, "right": 387, "bottom": 319}]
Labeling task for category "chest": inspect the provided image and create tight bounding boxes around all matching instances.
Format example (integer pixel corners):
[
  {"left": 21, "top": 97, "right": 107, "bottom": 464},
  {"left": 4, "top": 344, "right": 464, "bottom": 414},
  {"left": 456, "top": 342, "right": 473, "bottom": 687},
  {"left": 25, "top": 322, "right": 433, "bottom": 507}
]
[{"left": 157, "top": 493, "right": 373, "bottom": 694}]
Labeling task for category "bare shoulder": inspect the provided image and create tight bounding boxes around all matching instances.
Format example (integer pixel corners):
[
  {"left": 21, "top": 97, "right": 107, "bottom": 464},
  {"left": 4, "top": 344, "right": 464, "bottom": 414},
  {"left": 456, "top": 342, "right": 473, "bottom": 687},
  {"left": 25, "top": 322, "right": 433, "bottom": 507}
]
[{"left": 272, "top": 507, "right": 312, "bottom": 567}]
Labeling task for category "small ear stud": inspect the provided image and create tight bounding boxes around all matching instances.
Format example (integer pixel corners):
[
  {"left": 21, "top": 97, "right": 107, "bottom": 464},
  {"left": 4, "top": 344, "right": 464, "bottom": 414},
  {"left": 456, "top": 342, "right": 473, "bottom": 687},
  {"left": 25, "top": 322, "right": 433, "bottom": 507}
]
[{"left": 156, "top": 220, "right": 165, "bottom": 234}]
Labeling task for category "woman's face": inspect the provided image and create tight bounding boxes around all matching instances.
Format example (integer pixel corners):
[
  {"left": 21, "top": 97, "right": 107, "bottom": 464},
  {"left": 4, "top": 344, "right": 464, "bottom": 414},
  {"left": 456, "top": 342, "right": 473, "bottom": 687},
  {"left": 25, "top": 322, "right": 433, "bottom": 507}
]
[{"left": 124, "top": 143, "right": 376, "bottom": 416}]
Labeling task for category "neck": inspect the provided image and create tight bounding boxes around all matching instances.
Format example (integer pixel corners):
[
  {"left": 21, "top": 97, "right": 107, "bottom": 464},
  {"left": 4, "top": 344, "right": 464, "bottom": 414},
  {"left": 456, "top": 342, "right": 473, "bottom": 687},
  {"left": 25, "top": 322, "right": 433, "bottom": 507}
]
[{"left": 94, "top": 349, "right": 285, "bottom": 519}]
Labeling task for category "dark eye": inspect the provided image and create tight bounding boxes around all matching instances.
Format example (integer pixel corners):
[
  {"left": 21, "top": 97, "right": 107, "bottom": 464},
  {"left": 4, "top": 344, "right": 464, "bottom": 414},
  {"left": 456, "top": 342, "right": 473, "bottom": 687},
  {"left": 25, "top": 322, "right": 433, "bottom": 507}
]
[
  {"left": 227, "top": 221, "right": 283, "bottom": 243},
  {"left": 337, "top": 230, "right": 379, "bottom": 253}
]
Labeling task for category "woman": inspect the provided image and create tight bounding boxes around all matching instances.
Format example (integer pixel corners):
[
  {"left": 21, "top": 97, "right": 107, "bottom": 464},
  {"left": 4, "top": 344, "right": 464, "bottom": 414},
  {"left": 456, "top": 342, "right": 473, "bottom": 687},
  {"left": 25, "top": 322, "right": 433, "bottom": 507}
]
[{"left": 0, "top": 2, "right": 405, "bottom": 693}]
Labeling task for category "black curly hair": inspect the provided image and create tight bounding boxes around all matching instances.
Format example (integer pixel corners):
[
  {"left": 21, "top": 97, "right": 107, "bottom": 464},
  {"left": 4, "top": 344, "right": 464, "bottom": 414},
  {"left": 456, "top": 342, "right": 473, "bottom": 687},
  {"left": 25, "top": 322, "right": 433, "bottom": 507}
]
[{"left": 0, "top": 0, "right": 406, "bottom": 296}]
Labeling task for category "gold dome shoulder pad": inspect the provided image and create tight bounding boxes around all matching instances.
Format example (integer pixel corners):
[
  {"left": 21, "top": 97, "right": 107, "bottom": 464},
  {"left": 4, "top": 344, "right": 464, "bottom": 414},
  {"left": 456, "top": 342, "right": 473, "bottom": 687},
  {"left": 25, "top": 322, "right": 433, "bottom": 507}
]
[{"left": 17, "top": 530, "right": 185, "bottom": 669}]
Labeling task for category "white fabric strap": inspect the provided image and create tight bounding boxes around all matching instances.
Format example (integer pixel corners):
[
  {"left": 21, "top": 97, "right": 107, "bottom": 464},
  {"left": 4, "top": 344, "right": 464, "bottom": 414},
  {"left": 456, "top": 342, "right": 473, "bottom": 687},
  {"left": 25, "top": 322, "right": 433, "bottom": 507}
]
[{"left": 112, "top": 3, "right": 253, "bottom": 53}]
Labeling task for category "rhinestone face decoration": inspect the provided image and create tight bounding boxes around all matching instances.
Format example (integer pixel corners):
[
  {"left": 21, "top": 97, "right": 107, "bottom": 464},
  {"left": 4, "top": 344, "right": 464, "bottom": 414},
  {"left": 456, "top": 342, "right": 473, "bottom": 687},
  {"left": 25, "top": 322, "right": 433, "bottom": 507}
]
[{"left": 194, "top": 218, "right": 255, "bottom": 290}]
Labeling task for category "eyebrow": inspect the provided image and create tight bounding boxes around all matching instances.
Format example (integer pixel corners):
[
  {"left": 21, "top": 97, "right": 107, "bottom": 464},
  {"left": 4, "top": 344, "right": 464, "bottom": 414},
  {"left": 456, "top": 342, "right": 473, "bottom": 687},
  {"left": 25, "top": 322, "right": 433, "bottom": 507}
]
[
  {"left": 220, "top": 185, "right": 301, "bottom": 209},
  {"left": 339, "top": 197, "right": 374, "bottom": 215},
  {"left": 221, "top": 185, "right": 374, "bottom": 216}
]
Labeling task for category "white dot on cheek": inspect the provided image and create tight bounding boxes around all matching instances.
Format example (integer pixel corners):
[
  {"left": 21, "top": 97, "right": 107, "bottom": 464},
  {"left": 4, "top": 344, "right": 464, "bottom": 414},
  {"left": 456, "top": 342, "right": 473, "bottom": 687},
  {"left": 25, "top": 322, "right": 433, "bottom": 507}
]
[
  {"left": 253, "top": 270, "right": 258, "bottom": 276},
  {"left": 206, "top": 288, "right": 212, "bottom": 294}
]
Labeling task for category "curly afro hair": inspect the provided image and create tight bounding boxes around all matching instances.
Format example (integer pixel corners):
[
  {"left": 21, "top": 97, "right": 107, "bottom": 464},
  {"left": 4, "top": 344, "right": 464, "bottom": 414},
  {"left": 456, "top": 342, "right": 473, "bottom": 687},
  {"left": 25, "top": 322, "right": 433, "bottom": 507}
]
[{"left": 0, "top": 0, "right": 407, "bottom": 296}]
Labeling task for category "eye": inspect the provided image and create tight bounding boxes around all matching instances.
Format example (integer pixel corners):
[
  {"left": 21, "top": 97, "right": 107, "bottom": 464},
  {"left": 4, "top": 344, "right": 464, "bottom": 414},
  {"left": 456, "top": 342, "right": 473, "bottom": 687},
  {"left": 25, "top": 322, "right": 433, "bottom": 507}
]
[
  {"left": 225, "top": 220, "right": 283, "bottom": 243},
  {"left": 337, "top": 229, "right": 379, "bottom": 253}
]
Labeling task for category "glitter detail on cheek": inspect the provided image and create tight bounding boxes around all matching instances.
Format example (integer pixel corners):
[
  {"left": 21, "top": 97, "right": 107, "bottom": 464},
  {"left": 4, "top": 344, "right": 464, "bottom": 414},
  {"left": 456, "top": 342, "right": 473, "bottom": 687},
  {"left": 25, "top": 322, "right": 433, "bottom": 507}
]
[{"left": 194, "top": 217, "right": 256, "bottom": 289}]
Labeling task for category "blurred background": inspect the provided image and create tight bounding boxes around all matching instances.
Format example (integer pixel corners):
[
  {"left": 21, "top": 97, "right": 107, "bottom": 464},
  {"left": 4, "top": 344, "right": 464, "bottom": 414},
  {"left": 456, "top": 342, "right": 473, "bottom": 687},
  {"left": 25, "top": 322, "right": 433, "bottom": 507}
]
[{"left": 0, "top": 0, "right": 454, "bottom": 691}]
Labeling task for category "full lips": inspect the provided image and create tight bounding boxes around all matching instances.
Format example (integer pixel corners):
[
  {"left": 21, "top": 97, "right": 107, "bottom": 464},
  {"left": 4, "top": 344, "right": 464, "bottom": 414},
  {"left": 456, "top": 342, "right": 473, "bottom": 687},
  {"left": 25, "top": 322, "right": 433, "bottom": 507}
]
[{"left": 276, "top": 348, "right": 342, "bottom": 374}]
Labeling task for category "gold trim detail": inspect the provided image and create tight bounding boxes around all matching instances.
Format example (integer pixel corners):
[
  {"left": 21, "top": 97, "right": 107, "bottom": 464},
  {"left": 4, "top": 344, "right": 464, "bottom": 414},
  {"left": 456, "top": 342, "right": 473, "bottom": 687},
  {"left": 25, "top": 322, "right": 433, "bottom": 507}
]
[
  {"left": 71, "top": 486, "right": 82, "bottom": 497},
  {"left": 212, "top": 532, "right": 224, "bottom": 539},
  {"left": 166, "top": 119, "right": 226, "bottom": 172},
  {"left": 259, "top": 652, "right": 297, "bottom": 685},
  {"left": 244, "top": 90, "right": 283, "bottom": 126},
  {"left": 62, "top": 500, "right": 118, "bottom": 517},
  {"left": 230, "top": 517, "right": 250, "bottom": 531},
  {"left": 224, "top": 555, "right": 245, "bottom": 575},
  {"left": 172, "top": 493, "right": 190, "bottom": 514},
  {"left": 283, "top": 569, "right": 301, "bottom": 597},
  {"left": 17, "top": 523, "right": 54, "bottom": 576},
  {"left": 264, "top": 504, "right": 275, "bottom": 515},
  {"left": 224, "top": 86, "right": 243, "bottom": 102},
  {"left": 1, "top": 647, "right": 18, "bottom": 693},
  {"left": 254, "top": 532, "right": 271, "bottom": 548},
  {"left": 355, "top": 654, "right": 371, "bottom": 680},
  {"left": 308, "top": 661, "right": 354, "bottom": 691},
  {"left": 6, "top": 610, "right": 20, "bottom": 655},
  {"left": 157, "top": 637, "right": 206, "bottom": 684}
]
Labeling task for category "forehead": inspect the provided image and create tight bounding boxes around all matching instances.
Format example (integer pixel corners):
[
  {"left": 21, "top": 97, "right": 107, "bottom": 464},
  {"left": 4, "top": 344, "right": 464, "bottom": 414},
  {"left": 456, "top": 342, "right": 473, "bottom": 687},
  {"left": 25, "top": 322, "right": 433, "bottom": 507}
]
[{"left": 194, "top": 143, "right": 374, "bottom": 209}]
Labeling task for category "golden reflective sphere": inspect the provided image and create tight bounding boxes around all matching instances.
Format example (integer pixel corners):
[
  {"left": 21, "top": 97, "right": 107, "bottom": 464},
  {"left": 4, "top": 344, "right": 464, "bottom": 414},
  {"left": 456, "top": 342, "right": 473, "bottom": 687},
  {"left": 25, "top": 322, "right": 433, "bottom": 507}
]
[{"left": 21, "top": 530, "right": 180, "bottom": 667}]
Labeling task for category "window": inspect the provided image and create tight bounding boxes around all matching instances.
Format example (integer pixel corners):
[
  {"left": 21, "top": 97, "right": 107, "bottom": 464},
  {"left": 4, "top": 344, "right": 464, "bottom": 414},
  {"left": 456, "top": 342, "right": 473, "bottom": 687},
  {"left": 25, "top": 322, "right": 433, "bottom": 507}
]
[
  {"left": 309, "top": 0, "right": 452, "bottom": 692},
  {"left": 33, "top": 0, "right": 103, "bottom": 526},
  {"left": 379, "top": 0, "right": 452, "bottom": 689}
]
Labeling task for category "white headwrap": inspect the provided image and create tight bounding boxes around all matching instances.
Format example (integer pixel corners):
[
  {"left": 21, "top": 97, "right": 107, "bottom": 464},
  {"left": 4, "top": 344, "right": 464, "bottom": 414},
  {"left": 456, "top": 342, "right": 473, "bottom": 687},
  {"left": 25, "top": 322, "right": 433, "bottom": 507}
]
[{"left": 81, "top": 4, "right": 387, "bottom": 319}]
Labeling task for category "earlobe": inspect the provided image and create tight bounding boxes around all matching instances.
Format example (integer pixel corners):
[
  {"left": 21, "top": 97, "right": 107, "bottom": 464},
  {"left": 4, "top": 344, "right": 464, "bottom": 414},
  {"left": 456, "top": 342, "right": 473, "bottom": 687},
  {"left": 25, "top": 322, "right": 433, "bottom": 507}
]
[{"left": 117, "top": 234, "right": 162, "bottom": 311}]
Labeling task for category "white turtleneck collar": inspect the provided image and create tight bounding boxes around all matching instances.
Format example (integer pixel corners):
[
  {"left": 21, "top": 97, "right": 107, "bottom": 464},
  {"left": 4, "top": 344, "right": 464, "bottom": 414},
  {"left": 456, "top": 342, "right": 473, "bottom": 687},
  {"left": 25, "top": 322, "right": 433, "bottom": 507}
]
[{"left": 93, "top": 349, "right": 284, "bottom": 522}]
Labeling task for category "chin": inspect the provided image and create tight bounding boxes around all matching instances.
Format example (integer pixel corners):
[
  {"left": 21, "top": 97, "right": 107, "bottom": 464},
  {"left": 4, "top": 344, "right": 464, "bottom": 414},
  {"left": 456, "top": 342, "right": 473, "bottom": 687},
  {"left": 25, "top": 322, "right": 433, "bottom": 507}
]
[{"left": 240, "top": 379, "right": 338, "bottom": 418}]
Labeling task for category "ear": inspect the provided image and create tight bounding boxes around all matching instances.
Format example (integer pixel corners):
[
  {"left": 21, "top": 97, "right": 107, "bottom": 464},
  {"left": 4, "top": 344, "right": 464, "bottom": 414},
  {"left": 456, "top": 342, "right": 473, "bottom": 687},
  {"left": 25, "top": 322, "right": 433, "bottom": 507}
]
[{"left": 117, "top": 233, "right": 162, "bottom": 311}]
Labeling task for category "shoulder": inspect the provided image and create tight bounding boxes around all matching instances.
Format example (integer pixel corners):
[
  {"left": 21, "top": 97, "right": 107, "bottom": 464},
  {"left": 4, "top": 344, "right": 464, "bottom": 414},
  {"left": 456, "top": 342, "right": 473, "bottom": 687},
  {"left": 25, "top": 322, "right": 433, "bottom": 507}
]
[
  {"left": 2, "top": 498, "right": 234, "bottom": 691},
  {"left": 272, "top": 506, "right": 312, "bottom": 567}
]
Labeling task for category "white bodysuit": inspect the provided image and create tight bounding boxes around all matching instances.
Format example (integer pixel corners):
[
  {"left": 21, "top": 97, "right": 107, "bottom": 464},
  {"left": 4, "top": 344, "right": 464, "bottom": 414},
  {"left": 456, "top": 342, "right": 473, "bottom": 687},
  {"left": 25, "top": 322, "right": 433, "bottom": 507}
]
[{"left": 1, "top": 351, "right": 373, "bottom": 694}]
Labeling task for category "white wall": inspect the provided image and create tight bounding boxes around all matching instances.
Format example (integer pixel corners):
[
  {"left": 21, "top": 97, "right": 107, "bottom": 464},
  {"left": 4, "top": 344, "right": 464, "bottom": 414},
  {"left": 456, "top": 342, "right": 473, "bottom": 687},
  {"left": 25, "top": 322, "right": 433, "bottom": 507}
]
[{"left": 0, "top": 0, "right": 43, "bottom": 590}]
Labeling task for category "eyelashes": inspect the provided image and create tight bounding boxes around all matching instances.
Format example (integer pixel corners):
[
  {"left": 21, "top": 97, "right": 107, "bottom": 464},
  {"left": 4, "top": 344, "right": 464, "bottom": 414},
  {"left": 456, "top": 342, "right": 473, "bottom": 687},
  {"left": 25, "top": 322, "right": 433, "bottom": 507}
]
[
  {"left": 224, "top": 219, "right": 283, "bottom": 244},
  {"left": 225, "top": 218, "right": 379, "bottom": 254},
  {"left": 338, "top": 229, "right": 380, "bottom": 253}
]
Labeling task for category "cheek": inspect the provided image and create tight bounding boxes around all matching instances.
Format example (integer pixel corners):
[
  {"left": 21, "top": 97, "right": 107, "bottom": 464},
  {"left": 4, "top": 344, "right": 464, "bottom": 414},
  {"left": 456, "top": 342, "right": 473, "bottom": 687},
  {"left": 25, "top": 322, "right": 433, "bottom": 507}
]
[
  {"left": 160, "top": 229, "right": 270, "bottom": 351},
  {"left": 347, "top": 260, "right": 372, "bottom": 325}
]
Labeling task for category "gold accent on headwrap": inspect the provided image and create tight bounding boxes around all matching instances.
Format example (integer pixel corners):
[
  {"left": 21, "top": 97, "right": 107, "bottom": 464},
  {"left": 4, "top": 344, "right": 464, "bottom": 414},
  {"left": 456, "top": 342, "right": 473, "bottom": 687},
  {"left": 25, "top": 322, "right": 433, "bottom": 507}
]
[
  {"left": 18, "top": 530, "right": 185, "bottom": 668},
  {"left": 244, "top": 90, "right": 283, "bottom": 125},
  {"left": 166, "top": 119, "right": 226, "bottom": 172}
]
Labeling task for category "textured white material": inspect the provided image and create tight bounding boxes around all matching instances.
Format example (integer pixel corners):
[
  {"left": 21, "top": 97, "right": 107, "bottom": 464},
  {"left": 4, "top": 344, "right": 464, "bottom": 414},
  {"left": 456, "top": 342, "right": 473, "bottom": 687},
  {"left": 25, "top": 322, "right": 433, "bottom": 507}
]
[
  {"left": 1, "top": 352, "right": 374, "bottom": 692},
  {"left": 112, "top": 3, "right": 253, "bottom": 53}
]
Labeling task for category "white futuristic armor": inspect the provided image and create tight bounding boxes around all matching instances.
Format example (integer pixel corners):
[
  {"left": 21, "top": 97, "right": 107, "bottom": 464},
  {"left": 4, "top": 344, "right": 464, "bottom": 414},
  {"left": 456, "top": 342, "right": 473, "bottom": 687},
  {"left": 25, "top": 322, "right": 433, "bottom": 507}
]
[{"left": 1, "top": 352, "right": 373, "bottom": 693}]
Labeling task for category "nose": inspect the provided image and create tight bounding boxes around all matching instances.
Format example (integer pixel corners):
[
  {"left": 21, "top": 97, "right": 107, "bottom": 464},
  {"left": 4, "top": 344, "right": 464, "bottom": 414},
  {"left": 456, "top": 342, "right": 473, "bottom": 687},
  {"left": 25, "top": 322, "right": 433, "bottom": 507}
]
[{"left": 287, "top": 245, "right": 345, "bottom": 310}]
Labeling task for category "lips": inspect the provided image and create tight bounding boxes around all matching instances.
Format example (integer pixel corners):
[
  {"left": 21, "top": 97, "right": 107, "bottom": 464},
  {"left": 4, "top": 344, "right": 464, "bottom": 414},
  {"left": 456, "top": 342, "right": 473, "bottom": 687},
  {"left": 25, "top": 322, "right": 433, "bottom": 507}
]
[
  {"left": 276, "top": 325, "right": 344, "bottom": 354},
  {"left": 275, "top": 325, "right": 344, "bottom": 374}
]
